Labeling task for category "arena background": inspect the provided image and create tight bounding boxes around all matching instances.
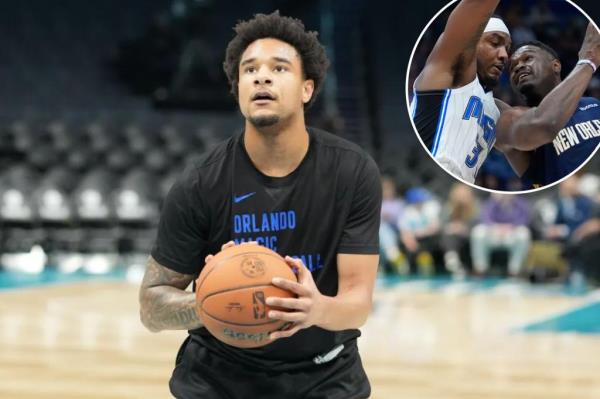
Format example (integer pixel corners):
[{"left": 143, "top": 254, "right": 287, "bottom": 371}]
[{"left": 1, "top": 1, "right": 600, "bottom": 398}]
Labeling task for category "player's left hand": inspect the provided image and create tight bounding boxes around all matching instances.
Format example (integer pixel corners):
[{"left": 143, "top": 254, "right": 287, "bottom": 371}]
[{"left": 266, "top": 256, "right": 326, "bottom": 340}]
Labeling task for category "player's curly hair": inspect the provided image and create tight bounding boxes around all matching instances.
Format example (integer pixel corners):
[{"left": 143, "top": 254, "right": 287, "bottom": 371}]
[
  {"left": 515, "top": 40, "right": 560, "bottom": 61},
  {"left": 223, "top": 11, "right": 330, "bottom": 109}
]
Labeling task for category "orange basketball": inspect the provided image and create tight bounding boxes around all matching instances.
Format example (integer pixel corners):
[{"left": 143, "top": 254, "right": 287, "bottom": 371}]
[{"left": 195, "top": 244, "right": 297, "bottom": 348}]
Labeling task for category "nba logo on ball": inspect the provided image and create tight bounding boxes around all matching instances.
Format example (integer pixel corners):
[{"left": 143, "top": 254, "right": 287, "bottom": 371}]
[
  {"left": 252, "top": 291, "right": 266, "bottom": 319},
  {"left": 240, "top": 256, "right": 266, "bottom": 278}
]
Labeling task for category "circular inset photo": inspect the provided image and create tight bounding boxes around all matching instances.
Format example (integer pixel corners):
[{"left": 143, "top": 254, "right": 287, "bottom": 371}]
[{"left": 406, "top": 0, "right": 600, "bottom": 192}]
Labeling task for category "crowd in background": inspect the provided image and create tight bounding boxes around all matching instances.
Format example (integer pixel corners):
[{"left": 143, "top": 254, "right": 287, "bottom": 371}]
[
  {"left": 409, "top": 0, "right": 597, "bottom": 105},
  {"left": 379, "top": 172, "right": 600, "bottom": 286}
]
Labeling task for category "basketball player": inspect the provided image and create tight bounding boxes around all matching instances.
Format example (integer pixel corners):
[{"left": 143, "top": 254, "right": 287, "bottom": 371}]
[
  {"left": 411, "top": 0, "right": 511, "bottom": 183},
  {"left": 138, "top": 11, "right": 381, "bottom": 399},
  {"left": 495, "top": 22, "right": 600, "bottom": 189}
]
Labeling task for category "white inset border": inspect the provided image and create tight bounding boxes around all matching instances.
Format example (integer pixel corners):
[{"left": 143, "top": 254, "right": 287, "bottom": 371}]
[{"left": 404, "top": 0, "right": 600, "bottom": 194}]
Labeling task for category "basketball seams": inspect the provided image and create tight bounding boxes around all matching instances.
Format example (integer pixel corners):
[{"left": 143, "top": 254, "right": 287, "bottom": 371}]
[
  {"left": 195, "top": 263, "right": 215, "bottom": 292},
  {"left": 196, "top": 250, "right": 295, "bottom": 294},
  {"left": 202, "top": 307, "right": 285, "bottom": 327},
  {"left": 200, "top": 284, "right": 296, "bottom": 322},
  {"left": 201, "top": 283, "right": 293, "bottom": 303}
]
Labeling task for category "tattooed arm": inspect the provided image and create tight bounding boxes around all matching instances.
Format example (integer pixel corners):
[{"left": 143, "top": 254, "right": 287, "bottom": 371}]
[{"left": 138, "top": 255, "right": 202, "bottom": 332}]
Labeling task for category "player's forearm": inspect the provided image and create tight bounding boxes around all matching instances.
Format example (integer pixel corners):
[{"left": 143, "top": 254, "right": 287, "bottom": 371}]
[
  {"left": 419, "top": 0, "right": 499, "bottom": 90},
  {"left": 449, "top": 0, "right": 500, "bottom": 24},
  {"left": 316, "top": 289, "right": 372, "bottom": 331},
  {"left": 534, "top": 64, "right": 593, "bottom": 129},
  {"left": 445, "top": 0, "right": 500, "bottom": 50},
  {"left": 139, "top": 287, "right": 202, "bottom": 332},
  {"left": 516, "top": 64, "right": 593, "bottom": 147}
]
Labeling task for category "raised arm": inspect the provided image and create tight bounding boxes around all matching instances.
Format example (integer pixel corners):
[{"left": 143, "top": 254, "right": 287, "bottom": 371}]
[
  {"left": 496, "top": 23, "right": 600, "bottom": 152},
  {"left": 139, "top": 256, "right": 202, "bottom": 332},
  {"left": 496, "top": 67, "right": 595, "bottom": 151},
  {"left": 415, "top": 0, "right": 500, "bottom": 91}
]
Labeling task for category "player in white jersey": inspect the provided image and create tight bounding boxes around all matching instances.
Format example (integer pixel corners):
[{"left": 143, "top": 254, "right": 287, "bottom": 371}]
[{"left": 410, "top": 0, "right": 511, "bottom": 184}]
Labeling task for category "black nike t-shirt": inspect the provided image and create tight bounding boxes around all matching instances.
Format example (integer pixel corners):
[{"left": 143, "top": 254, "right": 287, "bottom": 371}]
[{"left": 151, "top": 126, "right": 381, "bottom": 370}]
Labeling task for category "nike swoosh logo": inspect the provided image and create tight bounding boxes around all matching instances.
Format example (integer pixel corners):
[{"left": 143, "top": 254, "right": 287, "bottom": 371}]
[{"left": 233, "top": 192, "right": 256, "bottom": 203}]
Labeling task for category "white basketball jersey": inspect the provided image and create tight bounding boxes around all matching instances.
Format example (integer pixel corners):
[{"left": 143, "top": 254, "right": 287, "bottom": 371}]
[{"left": 411, "top": 76, "right": 500, "bottom": 183}]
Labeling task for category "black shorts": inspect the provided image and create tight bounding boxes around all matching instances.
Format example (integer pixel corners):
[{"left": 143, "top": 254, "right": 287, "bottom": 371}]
[{"left": 169, "top": 337, "right": 371, "bottom": 399}]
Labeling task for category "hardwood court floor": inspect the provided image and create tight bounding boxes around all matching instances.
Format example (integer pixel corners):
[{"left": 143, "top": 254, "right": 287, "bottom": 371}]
[
  {"left": 1, "top": 279, "right": 599, "bottom": 398},
  {"left": 363, "top": 280, "right": 600, "bottom": 399}
]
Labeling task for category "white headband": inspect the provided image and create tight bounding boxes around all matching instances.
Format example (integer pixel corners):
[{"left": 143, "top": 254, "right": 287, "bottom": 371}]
[{"left": 484, "top": 17, "right": 510, "bottom": 36}]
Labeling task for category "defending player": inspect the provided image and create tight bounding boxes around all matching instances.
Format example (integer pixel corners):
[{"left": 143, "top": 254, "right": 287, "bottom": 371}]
[
  {"left": 411, "top": 0, "right": 511, "bottom": 183},
  {"left": 495, "top": 22, "right": 600, "bottom": 188},
  {"left": 138, "top": 11, "right": 381, "bottom": 399}
]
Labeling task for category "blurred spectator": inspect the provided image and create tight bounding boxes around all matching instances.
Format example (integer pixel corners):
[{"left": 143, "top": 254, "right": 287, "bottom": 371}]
[
  {"left": 555, "top": 176, "right": 600, "bottom": 285},
  {"left": 440, "top": 184, "right": 479, "bottom": 276},
  {"left": 471, "top": 193, "right": 532, "bottom": 276},
  {"left": 578, "top": 172, "right": 600, "bottom": 203},
  {"left": 527, "top": 176, "right": 594, "bottom": 282},
  {"left": 528, "top": 0, "right": 558, "bottom": 32},
  {"left": 589, "top": 77, "right": 600, "bottom": 100},
  {"left": 564, "top": 207, "right": 600, "bottom": 285},
  {"left": 381, "top": 175, "right": 403, "bottom": 225},
  {"left": 379, "top": 175, "right": 405, "bottom": 274},
  {"left": 398, "top": 187, "right": 442, "bottom": 275},
  {"left": 543, "top": 176, "right": 595, "bottom": 242},
  {"left": 505, "top": 4, "right": 537, "bottom": 45}
]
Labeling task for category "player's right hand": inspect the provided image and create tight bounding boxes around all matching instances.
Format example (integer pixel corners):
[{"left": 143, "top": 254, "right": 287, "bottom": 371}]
[{"left": 579, "top": 22, "right": 600, "bottom": 67}]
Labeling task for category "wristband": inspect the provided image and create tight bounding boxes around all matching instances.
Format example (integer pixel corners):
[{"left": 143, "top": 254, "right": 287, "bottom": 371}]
[{"left": 577, "top": 59, "right": 597, "bottom": 73}]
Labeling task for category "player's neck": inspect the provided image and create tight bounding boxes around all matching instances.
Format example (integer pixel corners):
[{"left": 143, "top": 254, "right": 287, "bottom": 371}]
[
  {"left": 477, "top": 73, "right": 496, "bottom": 93},
  {"left": 525, "top": 94, "right": 542, "bottom": 107},
  {"left": 525, "top": 88, "right": 550, "bottom": 107},
  {"left": 526, "top": 79, "right": 561, "bottom": 107},
  {"left": 243, "top": 115, "right": 310, "bottom": 178}
]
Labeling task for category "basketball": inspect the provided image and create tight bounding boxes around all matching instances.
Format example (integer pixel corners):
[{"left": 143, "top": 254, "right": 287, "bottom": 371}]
[{"left": 195, "top": 244, "right": 297, "bottom": 348}]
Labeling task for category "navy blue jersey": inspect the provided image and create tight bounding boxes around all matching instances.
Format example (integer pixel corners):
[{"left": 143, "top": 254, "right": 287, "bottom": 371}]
[{"left": 522, "top": 97, "right": 600, "bottom": 189}]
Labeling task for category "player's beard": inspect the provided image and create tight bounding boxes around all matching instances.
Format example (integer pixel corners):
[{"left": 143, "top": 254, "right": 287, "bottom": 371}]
[
  {"left": 479, "top": 72, "right": 499, "bottom": 92},
  {"left": 249, "top": 114, "right": 280, "bottom": 128}
]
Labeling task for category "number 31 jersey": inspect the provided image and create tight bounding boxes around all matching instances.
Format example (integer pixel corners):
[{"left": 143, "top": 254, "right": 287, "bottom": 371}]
[{"left": 411, "top": 76, "right": 500, "bottom": 183}]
